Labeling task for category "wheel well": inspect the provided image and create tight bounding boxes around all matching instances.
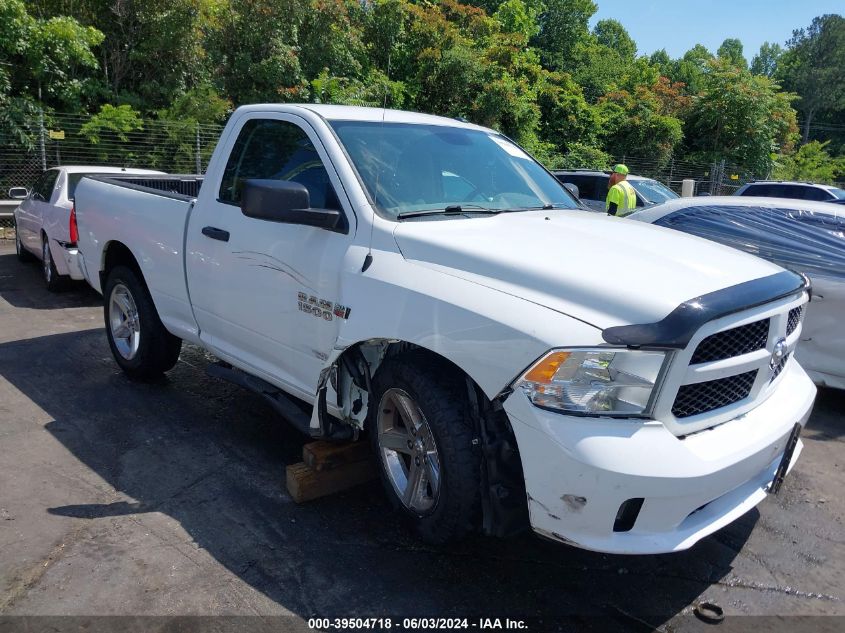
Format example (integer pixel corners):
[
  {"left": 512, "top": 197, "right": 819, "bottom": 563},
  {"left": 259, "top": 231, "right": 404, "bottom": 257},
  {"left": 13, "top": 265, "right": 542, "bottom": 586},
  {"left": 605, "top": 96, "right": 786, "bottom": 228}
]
[
  {"left": 335, "top": 339, "right": 529, "bottom": 537},
  {"left": 100, "top": 241, "right": 142, "bottom": 289}
]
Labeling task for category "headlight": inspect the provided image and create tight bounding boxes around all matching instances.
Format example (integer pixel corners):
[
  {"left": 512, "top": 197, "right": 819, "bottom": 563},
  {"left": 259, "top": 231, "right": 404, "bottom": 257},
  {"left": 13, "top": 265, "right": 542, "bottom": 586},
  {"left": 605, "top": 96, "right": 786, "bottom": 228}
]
[{"left": 517, "top": 348, "right": 667, "bottom": 416}]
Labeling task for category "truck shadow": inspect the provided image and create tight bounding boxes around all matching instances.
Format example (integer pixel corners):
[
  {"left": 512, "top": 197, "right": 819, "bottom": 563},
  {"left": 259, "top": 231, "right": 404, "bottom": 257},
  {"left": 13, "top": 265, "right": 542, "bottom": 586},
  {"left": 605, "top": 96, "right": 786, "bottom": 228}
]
[
  {"left": 0, "top": 329, "right": 758, "bottom": 627},
  {"left": 0, "top": 252, "right": 100, "bottom": 309}
]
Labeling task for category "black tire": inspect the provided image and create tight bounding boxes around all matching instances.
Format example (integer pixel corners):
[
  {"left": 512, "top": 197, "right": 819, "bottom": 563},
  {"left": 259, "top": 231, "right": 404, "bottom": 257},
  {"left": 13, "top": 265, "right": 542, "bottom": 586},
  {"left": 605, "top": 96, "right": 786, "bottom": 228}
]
[
  {"left": 368, "top": 351, "right": 481, "bottom": 544},
  {"left": 103, "top": 265, "right": 182, "bottom": 380},
  {"left": 15, "top": 222, "right": 35, "bottom": 262},
  {"left": 41, "top": 234, "right": 67, "bottom": 292}
]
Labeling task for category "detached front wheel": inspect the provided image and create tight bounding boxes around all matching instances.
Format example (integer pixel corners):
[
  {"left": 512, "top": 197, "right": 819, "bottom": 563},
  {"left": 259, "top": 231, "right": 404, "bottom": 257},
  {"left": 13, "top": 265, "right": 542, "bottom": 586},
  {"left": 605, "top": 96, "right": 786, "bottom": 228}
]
[
  {"left": 369, "top": 352, "right": 481, "bottom": 544},
  {"left": 103, "top": 265, "right": 182, "bottom": 380}
]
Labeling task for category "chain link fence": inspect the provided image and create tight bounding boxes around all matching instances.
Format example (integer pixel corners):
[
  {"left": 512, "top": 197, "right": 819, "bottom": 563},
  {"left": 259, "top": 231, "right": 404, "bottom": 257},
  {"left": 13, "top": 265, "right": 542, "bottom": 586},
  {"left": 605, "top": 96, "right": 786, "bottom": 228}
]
[
  {"left": 1, "top": 111, "right": 223, "bottom": 237},
  {"left": 614, "top": 155, "right": 756, "bottom": 196}
]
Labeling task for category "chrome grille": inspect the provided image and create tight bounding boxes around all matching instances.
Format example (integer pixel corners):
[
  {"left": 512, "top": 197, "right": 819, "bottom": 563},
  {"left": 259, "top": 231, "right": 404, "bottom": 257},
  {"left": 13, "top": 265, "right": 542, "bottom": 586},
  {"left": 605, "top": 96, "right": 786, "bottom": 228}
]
[
  {"left": 690, "top": 318, "right": 769, "bottom": 364},
  {"left": 671, "top": 370, "right": 757, "bottom": 418},
  {"left": 786, "top": 306, "right": 804, "bottom": 335}
]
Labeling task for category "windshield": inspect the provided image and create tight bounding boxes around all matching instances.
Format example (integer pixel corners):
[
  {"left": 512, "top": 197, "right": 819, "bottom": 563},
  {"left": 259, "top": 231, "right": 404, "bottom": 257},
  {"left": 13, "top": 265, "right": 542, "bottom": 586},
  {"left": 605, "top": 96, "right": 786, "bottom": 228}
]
[
  {"left": 629, "top": 179, "right": 679, "bottom": 204},
  {"left": 329, "top": 121, "right": 579, "bottom": 219}
]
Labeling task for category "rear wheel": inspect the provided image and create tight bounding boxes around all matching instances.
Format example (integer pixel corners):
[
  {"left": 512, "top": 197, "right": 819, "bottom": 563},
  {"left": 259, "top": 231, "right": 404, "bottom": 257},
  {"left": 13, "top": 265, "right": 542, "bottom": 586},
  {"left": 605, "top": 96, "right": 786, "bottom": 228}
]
[
  {"left": 103, "top": 265, "right": 182, "bottom": 380},
  {"left": 42, "top": 235, "right": 67, "bottom": 292},
  {"left": 369, "top": 352, "right": 481, "bottom": 544}
]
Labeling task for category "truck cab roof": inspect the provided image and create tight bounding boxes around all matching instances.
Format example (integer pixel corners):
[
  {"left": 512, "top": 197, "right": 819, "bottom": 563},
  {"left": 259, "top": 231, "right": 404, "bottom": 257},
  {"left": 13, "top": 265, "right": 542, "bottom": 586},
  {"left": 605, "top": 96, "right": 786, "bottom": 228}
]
[{"left": 234, "top": 103, "right": 493, "bottom": 132}]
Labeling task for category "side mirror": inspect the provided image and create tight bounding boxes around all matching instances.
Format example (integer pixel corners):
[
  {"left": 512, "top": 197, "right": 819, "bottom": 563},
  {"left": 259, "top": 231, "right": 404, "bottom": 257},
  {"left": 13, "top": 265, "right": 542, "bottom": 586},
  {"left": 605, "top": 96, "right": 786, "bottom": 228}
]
[
  {"left": 562, "top": 182, "right": 580, "bottom": 199},
  {"left": 8, "top": 187, "right": 28, "bottom": 200},
  {"left": 241, "top": 179, "right": 340, "bottom": 231}
]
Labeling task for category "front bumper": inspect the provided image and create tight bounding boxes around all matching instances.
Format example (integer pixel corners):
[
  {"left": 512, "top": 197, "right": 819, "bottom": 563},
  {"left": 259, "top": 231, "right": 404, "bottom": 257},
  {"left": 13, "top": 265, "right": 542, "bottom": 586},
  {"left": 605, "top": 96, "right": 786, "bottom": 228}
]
[{"left": 504, "top": 361, "right": 816, "bottom": 554}]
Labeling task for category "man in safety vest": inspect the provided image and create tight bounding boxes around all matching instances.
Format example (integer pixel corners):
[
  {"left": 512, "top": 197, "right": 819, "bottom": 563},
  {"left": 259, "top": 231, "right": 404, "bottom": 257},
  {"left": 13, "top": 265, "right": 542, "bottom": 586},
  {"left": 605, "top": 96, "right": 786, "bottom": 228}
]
[{"left": 605, "top": 164, "right": 637, "bottom": 217}]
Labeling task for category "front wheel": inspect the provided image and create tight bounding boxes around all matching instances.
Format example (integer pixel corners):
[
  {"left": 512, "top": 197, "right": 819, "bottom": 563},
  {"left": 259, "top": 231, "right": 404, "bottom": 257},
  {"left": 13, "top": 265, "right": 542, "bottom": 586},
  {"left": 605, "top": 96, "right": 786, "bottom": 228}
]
[
  {"left": 103, "top": 265, "right": 182, "bottom": 380},
  {"left": 369, "top": 352, "right": 481, "bottom": 544}
]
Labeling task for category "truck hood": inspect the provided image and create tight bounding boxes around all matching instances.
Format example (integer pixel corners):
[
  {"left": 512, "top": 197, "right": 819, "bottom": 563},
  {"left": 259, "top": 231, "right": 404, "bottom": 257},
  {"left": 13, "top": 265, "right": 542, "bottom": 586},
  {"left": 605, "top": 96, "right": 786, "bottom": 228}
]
[{"left": 393, "top": 210, "right": 783, "bottom": 329}]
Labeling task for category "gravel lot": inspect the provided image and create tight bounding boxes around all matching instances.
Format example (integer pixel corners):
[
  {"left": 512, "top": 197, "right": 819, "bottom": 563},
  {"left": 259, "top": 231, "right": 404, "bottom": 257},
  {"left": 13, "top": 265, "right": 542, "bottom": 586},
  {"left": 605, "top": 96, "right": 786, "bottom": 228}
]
[{"left": 0, "top": 243, "right": 843, "bottom": 631}]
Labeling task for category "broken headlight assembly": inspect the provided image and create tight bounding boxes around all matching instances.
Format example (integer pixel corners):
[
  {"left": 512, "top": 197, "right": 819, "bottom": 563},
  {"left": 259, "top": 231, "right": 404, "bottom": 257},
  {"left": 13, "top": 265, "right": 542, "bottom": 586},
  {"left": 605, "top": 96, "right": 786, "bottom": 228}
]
[{"left": 517, "top": 348, "right": 668, "bottom": 416}]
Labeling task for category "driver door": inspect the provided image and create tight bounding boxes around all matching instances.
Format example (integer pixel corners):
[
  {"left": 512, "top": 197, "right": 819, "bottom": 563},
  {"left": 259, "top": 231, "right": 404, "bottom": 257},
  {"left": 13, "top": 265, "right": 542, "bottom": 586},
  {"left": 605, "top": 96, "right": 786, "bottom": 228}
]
[{"left": 186, "top": 114, "right": 355, "bottom": 397}]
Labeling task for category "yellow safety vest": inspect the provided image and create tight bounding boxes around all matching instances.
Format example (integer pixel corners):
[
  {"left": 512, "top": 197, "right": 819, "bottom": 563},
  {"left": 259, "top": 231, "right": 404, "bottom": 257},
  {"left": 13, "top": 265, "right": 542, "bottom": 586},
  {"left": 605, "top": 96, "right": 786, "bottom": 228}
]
[{"left": 606, "top": 180, "right": 637, "bottom": 217}]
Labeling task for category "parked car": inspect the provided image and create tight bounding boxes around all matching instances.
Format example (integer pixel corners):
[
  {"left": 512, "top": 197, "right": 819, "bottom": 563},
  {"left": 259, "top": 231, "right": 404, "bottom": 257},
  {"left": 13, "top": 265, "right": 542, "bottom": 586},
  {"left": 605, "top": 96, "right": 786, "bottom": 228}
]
[
  {"left": 552, "top": 169, "right": 679, "bottom": 211},
  {"left": 75, "top": 104, "right": 815, "bottom": 554},
  {"left": 734, "top": 180, "right": 845, "bottom": 203},
  {"left": 630, "top": 196, "right": 845, "bottom": 389},
  {"left": 11, "top": 166, "right": 163, "bottom": 291}
]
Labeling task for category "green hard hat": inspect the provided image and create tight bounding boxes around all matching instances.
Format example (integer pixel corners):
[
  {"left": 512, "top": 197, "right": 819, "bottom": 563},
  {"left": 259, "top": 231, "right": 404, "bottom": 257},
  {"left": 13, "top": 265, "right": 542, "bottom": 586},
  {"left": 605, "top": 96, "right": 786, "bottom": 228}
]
[{"left": 613, "top": 164, "right": 629, "bottom": 175}]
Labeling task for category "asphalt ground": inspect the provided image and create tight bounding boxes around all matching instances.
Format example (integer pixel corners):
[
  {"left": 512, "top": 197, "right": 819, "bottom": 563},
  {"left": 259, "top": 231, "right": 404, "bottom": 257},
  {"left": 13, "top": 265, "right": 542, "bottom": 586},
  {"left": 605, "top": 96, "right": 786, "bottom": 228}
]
[{"left": 0, "top": 243, "right": 843, "bottom": 632}]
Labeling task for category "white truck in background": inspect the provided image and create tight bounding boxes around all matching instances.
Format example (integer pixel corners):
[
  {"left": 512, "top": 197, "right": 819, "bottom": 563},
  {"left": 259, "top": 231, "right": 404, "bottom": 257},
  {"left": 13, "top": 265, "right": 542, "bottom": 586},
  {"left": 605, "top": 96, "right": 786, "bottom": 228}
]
[{"left": 74, "top": 104, "right": 816, "bottom": 554}]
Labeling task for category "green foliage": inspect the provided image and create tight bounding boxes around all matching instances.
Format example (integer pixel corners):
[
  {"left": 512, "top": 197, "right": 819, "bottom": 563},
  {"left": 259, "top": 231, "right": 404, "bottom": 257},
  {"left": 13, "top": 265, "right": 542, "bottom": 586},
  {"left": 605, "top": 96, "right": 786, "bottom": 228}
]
[
  {"left": 598, "top": 84, "right": 684, "bottom": 165},
  {"left": 593, "top": 19, "right": 636, "bottom": 60},
  {"left": 79, "top": 104, "right": 144, "bottom": 144},
  {"left": 778, "top": 14, "right": 845, "bottom": 142},
  {"left": 494, "top": 0, "right": 541, "bottom": 40},
  {"left": 672, "top": 44, "right": 713, "bottom": 94},
  {"left": 157, "top": 86, "right": 232, "bottom": 125},
  {"left": 532, "top": 0, "right": 597, "bottom": 71},
  {"left": 557, "top": 142, "right": 610, "bottom": 169},
  {"left": 773, "top": 141, "right": 845, "bottom": 183},
  {"left": 0, "top": 0, "right": 103, "bottom": 111},
  {"left": 311, "top": 68, "right": 405, "bottom": 107},
  {"left": 751, "top": 42, "right": 783, "bottom": 77},
  {"left": 717, "top": 38, "right": 747, "bottom": 69},
  {"left": 684, "top": 60, "right": 798, "bottom": 174},
  {"left": 78, "top": 104, "right": 144, "bottom": 163}
]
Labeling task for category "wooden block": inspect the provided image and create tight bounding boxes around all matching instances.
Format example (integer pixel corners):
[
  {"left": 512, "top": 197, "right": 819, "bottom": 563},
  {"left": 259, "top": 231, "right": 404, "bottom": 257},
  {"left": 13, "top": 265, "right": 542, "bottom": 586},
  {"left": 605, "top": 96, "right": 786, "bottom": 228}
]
[
  {"left": 302, "top": 439, "right": 371, "bottom": 472},
  {"left": 286, "top": 459, "right": 377, "bottom": 504}
]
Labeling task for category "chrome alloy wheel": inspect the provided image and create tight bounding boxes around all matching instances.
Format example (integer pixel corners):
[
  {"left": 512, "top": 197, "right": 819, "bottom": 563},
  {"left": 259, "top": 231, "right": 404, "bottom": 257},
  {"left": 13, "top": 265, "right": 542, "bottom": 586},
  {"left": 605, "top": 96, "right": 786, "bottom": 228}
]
[
  {"left": 109, "top": 283, "right": 141, "bottom": 360},
  {"left": 377, "top": 388, "right": 442, "bottom": 514},
  {"left": 42, "top": 239, "right": 52, "bottom": 282}
]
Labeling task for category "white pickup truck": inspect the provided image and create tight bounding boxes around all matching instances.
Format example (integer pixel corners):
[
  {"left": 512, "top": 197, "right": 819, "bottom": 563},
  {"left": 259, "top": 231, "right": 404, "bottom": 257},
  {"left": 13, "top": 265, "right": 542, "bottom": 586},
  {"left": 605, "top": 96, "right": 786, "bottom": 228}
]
[{"left": 75, "top": 104, "right": 816, "bottom": 554}]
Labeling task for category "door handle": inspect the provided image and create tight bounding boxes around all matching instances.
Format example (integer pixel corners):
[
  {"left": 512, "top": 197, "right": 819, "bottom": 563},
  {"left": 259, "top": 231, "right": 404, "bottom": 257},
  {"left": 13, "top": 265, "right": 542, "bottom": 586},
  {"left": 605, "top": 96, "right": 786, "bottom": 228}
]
[{"left": 202, "top": 226, "right": 230, "bottom": 242}]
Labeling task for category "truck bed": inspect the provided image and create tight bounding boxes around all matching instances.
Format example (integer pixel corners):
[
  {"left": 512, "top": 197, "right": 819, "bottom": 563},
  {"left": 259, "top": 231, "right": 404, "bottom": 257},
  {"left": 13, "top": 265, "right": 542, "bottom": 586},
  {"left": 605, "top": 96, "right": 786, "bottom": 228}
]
[{"left": 74, "top": 173, "right": 203, "bottom": 343}]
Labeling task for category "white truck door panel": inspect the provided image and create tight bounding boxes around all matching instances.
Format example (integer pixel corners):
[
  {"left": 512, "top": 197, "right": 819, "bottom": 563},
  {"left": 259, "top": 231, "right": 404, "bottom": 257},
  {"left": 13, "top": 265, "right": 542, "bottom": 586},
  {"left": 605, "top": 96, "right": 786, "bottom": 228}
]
[{"left": 185, "top": 113, "right": 355, "bottom": 396}]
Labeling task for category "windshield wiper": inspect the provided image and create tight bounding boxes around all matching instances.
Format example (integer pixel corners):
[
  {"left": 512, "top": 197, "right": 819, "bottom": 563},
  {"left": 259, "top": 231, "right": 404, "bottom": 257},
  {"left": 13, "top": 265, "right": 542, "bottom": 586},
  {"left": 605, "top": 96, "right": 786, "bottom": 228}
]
[
  {"left": 500, "top": 203, "right": 565, "bottom": 212},
  {"left": 397, "top": 204, "right": 500, "bottom": 220}
]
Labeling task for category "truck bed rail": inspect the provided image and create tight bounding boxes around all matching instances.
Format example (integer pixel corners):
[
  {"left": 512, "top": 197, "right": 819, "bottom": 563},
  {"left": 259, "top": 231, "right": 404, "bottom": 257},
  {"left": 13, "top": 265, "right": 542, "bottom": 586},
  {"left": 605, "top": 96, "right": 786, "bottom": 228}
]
[{"left": 82, "top": 174, "right": 204, "bottom": 201}]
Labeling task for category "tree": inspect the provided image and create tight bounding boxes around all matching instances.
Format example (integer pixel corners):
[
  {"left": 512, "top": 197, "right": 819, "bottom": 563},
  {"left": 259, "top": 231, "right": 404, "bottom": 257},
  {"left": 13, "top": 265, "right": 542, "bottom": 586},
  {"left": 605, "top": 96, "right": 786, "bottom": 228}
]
[
  {"left": 673, "top": 44, "right": 712, "bottom": 94},
  {"left": 593, "top": 19, "right": 636, "bottom": 60},
  {"left": 0, "top": 0, "right": 103, "bottom": 112},
  {"left": 684, "top": 59, "right": 798, "bottom": 175},
  {"left": 751, "top": 42, "right": 783, "bottom": 77},
  {"left": 649, "top": 48, "right": 672, "bottom": 77},
  {"left": 532, "top": 0, "right": 596, "bottom": 71},
  {"left": 207, "top": 0, "right": 309, "bottom": 105},
  {"left": 597, "top": 83, "right": 684, "bottom": 164},
  {"left": 494, "top": 0, "right": 541, "bottom": 40},
  {"left": 717, "top": 37, "right": 747, "bottom": 68},
  {"left": 773, "top": 140, "right": 845, "bottom": 183},
  {"left": 779, "top": 14, "right": 845, "bottom": 143}
]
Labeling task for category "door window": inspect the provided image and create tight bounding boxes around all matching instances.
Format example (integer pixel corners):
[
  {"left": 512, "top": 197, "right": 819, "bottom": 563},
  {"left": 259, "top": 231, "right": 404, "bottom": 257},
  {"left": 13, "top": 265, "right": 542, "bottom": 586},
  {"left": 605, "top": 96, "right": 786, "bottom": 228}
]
[{"left": 218, "top": 119, "right": 342, "bottom": 213}]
